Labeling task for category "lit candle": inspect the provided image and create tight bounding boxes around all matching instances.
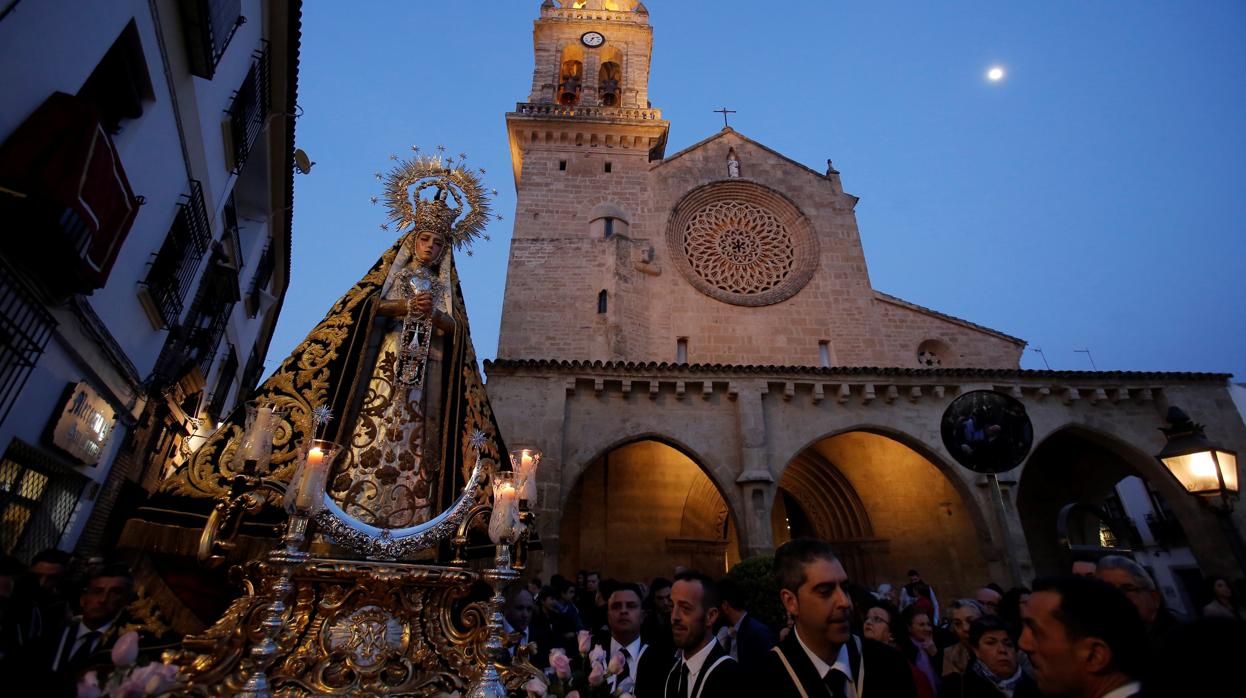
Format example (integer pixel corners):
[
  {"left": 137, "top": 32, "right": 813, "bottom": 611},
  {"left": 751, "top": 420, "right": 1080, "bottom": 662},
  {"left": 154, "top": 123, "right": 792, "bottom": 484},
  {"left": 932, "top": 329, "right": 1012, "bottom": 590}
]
[
  {"left": 510, "top": 448, "right": 541, "bottom": 507},
  {"left": 488, "top": 480, "right": 520, "bottom": 543},
  {"left": 294, "top": 446, "right": 325, "bottom": 512}
]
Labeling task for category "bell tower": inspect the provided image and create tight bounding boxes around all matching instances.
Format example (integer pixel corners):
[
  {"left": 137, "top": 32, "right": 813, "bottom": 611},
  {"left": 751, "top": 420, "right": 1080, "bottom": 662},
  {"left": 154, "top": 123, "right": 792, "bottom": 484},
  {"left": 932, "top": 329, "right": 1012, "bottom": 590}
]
[{"left": 498, "top": 1, "right": 669, "bottom": 360}]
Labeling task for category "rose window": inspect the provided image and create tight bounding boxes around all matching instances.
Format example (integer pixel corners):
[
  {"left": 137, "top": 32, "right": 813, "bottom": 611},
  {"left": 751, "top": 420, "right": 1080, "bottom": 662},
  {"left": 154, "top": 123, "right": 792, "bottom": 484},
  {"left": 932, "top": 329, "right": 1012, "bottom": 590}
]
[
  {"left": 682, "top": 200, "right": 794, "bottom": 296},
  {"left": 667, "top": 182, "right": 817, "bottom": 306}
]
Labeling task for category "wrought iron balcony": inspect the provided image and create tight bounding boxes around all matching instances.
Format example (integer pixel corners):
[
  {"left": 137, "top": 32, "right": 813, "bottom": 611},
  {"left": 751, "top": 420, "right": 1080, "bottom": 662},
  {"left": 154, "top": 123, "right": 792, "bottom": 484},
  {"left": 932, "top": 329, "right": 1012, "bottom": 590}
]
[
  {"left": 246, "top": 244, "right": 274, "bottom": 317},
  {"left": 1145, "top": 511, "right": 1189, "bottom": 550},
  {"left": 0, "top": 261, "right": 57, "bottom": 427},
  {"left": 139, "top": 181, "right": 212, "bottom": 329},
  {"left": 180, "top": 0, "right": 244, "bottom": 80},
  {"left": 205, "top": 343, "right": 237, "bottom": 422},
  {"left": 225, "top": 42, "right": 270, "bottom": 173}
]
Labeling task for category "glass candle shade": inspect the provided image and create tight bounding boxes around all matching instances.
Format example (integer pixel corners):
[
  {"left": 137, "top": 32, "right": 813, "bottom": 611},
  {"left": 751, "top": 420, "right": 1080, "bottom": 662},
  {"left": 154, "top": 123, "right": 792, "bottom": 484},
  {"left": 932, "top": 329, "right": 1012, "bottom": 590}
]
[
  {"left": 488, "top": 471, "right": 522, "bottom": 544},
  {"left": 232, "top": 401, "right": 283, "bottom": 474},
  {"left": 284, "top": 439, "right": 341, "bottom": 515},
  {"left": 509, "top": 448, "right": 542, "bottom": 507}
]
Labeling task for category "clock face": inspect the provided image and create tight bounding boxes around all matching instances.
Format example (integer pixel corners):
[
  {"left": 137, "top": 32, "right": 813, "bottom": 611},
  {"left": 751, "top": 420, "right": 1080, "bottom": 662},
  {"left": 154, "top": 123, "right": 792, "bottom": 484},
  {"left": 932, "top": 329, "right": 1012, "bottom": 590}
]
[{"left": 581, "top": 31, "right": 605, "bottom": 47}]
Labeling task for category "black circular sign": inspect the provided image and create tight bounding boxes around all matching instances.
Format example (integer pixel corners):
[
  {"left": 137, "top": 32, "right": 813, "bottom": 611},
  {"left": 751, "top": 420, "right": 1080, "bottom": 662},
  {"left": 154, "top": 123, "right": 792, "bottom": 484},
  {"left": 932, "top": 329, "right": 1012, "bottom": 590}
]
[{"left": 940, "top": 390, "right": 1033, "bottom": 474}]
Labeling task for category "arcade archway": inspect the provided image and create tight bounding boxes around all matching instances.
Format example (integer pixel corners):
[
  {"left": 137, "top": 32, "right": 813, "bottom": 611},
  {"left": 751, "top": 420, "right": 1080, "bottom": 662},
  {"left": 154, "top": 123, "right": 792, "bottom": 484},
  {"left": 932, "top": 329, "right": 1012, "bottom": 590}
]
[
  {"left": 775, "top": 430, "right": 990, "bottom": 597},
  {"left": 1017, "top": 426, "right": 1206, "bottom": 612},
  {"left": 559, "top": 439, "right": 739, "bottom": 583}
]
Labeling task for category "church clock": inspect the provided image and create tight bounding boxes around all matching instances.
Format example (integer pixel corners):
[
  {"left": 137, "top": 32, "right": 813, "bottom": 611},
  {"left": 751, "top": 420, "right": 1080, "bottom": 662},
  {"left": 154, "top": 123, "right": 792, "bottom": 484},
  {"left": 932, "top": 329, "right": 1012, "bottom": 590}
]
[{"left": 581, "top": 31, "right": 605, "bottom": 47}]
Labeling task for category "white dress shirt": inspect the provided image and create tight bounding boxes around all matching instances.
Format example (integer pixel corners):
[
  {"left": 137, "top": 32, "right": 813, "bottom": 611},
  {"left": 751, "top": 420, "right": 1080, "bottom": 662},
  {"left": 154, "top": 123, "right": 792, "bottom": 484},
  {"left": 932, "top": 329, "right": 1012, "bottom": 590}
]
[
  {"left": 681, "top": 638, "right": 719, "bottom": 696},
  {"left": 794, "top": 628, "right": 858, "bottom": 698},
  {"left": 51, "top": 617, "right": 114, "bottom": 672},
  {"left": 609, "top": 635, "right": 643, "bottom": 690},
  {"left": 1100, "top": 681, "right": 1143, "bottom": 698}
]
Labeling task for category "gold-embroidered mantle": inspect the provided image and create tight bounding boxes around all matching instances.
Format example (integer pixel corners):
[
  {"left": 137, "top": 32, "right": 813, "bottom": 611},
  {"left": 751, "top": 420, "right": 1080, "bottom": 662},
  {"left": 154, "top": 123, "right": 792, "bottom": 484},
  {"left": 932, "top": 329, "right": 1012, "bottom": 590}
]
[{"left": 160, "top": 237, "right": 505, "bottom": 516}]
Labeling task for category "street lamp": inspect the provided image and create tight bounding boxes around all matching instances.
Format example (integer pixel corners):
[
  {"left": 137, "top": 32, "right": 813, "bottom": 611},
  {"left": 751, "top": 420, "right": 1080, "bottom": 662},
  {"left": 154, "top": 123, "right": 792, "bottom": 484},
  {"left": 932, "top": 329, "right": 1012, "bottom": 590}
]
[{"left": 1156, "top": 406, "right": 1245, "bottom": 572}]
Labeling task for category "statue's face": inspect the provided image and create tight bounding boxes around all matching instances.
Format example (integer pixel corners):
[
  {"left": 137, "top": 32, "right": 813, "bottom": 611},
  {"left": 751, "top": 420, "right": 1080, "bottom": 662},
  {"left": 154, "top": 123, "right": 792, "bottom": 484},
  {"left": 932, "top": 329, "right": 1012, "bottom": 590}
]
[{"left": 413, "top": 230, "right": 446, "bottom": 265}]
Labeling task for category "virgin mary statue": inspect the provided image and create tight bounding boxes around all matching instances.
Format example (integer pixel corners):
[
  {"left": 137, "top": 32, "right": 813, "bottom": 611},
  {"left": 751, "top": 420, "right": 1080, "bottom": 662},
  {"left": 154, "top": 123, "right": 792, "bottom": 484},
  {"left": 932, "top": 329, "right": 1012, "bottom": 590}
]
[{"left": 156, "top": 152, "right": 506, "bottom": 536}]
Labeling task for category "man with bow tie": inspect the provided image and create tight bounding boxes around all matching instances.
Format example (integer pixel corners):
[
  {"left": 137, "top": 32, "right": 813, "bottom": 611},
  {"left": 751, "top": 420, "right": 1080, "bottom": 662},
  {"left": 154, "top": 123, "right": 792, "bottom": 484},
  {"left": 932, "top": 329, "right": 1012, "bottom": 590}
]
[{"left": 755, "top": 539, "right": 916, "bottom": 698}]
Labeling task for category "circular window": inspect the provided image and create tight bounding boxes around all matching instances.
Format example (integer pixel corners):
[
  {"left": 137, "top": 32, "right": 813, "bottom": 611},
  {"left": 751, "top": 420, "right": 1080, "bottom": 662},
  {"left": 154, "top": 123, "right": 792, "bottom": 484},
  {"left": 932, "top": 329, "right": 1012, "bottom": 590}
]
[
  {"left": 917, "top": 339, "right": 951, "bottom": 368},
  {"left": 667, "top": 181, "right": 818, "bottom": 306}
]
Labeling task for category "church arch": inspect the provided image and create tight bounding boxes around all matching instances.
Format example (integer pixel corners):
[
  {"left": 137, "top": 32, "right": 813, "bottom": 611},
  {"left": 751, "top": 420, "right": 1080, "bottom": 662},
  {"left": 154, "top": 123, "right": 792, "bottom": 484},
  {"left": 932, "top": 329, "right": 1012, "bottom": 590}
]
[
  {"left": 1016, "top": 423, "right": 1214, "bottom": 589},
  {"left": 775, "top": 427, "right": 993, "bottom": 596},
  {"left": 558, "top": 44, "right": 584, "bottom": 106},
  {"left": 598, "top": 46, "right": 623, "bottom": 106},
  {"left": 558, "top": 437, "right": 741, "bottom": 582}
]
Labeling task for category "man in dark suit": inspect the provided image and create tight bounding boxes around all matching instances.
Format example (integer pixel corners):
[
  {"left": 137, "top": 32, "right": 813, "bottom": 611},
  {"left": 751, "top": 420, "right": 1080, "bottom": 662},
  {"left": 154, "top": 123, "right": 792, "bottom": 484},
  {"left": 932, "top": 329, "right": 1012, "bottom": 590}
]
[
  {"left": 717, "top": 576, "right": 776, "bottom": 671},
  {"left": 661, "top": 571, "right": 740, "bottom": 698},
  {"left": 755, "top": 539, "right": 916, "bottom": 698},
  {"left": 591, "top": 581, "right": 673, "bottom": 698},
  {"left": 1019, "top": 576, "right": 1147, "bottom": 698},
  {"left": 1, "top": 562, "right": 137, "bottom": 698}
]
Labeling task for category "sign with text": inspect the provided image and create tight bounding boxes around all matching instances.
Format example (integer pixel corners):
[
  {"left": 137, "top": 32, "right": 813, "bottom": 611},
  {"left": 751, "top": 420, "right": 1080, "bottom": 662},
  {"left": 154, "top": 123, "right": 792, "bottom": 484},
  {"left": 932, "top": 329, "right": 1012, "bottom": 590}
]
[{"left": 50, "top": 382, "right": 115, "bottom": 466}]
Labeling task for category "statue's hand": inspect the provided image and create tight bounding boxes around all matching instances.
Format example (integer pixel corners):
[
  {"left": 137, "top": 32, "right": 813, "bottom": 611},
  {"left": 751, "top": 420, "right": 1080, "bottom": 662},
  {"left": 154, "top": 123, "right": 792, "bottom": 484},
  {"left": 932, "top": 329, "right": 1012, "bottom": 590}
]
[{"left": 412, "top": 292, "right": 434, "bottom": 317}]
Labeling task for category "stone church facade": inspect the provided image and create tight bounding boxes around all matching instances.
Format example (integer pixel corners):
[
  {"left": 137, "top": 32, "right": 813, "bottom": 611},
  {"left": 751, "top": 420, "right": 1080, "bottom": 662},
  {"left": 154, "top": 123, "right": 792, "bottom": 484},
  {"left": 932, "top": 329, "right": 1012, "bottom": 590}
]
[{"left": 486, "top": 2, "right": 1246, "bottom": 601}]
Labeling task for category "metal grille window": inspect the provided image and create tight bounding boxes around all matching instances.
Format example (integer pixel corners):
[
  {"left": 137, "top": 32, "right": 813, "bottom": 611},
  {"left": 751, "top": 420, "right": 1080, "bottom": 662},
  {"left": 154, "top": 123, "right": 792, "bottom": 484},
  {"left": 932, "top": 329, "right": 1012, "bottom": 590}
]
[
  {"left": 225, "top": 43, "right": 270, "bottom": 173},
  {"left": 240, "top": 343, "right": 263, "bottom": 394},
  {"left": 0, "top": 261, "right": 56, "bottom": 428},
  {"left": 221, "top": 193, "right": 242, "bottom": 268},
  {"left": 180, "top": 0, "right": 244, "bottom": 80},
  {"left": 0, "top": 442, "right": 86, "bottom": 559},
  {"left": 205, "top": 343, "right": 237, "bottom": 422},
  {"left": 140, "top": 181, "right": 212, "bottom": 328},
  {"left": 246, "top": 244, "right": 274, "bottom": 317}
]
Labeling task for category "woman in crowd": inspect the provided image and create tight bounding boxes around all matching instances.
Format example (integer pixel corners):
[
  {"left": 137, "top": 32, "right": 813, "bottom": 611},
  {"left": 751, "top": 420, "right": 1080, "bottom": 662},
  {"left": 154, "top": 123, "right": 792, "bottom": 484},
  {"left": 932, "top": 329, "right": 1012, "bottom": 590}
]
[
  {"left": 863, "top": 600, "right": 937, "bottom": 698},
  {"left": 902, "top": 604, "right": 942, "bottom": 698},
  {"left": 1201, "top": 576, "right": 1246, "bottom": 622},
  {"left": 938, "top": 616, "right": 1038, "bottom": 698},
  {"left": 942, "top": 599, "right": 985, "bottom": 677}
]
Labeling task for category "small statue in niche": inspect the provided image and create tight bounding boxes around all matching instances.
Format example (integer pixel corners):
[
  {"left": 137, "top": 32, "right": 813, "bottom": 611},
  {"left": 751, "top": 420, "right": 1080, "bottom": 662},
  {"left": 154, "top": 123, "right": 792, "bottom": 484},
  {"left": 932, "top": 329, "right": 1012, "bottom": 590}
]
[{"left": 727, "top": 148, "right": 741, "bottom": 178}]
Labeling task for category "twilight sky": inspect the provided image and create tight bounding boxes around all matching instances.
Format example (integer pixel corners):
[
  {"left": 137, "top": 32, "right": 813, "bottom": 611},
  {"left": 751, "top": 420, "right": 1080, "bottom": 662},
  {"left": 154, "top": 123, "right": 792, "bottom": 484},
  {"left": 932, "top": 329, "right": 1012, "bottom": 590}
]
[{"left": 270, "top": 1, "right": 1246, "bottom": 381}]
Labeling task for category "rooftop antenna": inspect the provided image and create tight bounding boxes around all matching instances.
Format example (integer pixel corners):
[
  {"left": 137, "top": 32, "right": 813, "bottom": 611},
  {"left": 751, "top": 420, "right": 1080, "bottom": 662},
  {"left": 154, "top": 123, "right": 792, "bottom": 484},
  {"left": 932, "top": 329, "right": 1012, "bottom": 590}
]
[
  {"left": 1074, "top": 348, "right": 1098, "bottom": 371},
  {"left": 1031, "top": 347, "right": 1052, "bottom": 370}
]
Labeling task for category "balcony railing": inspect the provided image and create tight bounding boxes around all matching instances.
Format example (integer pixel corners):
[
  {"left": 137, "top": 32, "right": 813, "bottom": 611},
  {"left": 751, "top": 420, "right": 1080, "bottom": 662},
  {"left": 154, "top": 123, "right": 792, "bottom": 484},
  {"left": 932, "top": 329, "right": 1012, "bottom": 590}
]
[
  {"left": 0, "top": 261, "right": 57, "bottom": 428},
  {"left": 180, "top": 0, "right": 244, "bottom": 80},
  {"left": 1145, "top": 512, "right": 1189, "bottom": 550},
  {"left": 139, "top": 181, "right": 211, "bottom": 329},
  {"left": 205, "top": 343, "right": 237, "bottom": 422},
  {"left": 225, "top": 43, "right": 270, "bottom": 173},
  {"left": 240, "top": 343, "right": 264, "bottom": 395},
  {"left": 246, "top": 244, "right": 274, "bottom": 317},
  {"left": 513, "top": 101, "right": 662, "bottom": 121}
]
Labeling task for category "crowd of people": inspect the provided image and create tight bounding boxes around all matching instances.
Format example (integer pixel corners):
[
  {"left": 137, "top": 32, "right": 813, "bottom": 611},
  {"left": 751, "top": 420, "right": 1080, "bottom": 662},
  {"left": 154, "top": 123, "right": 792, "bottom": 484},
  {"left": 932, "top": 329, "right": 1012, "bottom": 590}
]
[
  {"left": 507, "top": 542, "right": 1245, "bottom": 697},
  {"left": 2, "top": 541, "right": 1243, "bottom": 697},
  {"left": 0, "top": 550, "right": 169, "bottom": 697}
]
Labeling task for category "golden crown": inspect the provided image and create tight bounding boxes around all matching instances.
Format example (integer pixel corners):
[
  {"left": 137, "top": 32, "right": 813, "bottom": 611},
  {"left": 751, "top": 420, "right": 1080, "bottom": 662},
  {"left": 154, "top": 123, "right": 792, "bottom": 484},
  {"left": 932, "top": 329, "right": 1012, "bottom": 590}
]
[
  {"left": 377, "top": 148, "right": 498, "bottom": 252},
  {"left": 412, "top": 196, "right": 458, "bottom": 235}
]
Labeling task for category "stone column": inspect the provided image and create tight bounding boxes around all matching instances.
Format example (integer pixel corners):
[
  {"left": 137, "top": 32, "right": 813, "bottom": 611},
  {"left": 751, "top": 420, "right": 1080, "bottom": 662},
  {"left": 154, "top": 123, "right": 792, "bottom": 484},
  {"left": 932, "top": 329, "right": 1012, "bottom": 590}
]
[{"left": 735, "top": 383, "right": 774, "bottom": 558}]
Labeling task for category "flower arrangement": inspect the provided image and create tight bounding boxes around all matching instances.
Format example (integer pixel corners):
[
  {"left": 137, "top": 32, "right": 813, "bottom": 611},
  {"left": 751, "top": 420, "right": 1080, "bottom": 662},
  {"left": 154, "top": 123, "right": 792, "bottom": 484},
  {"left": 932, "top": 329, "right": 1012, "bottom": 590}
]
[
  {"left": 524, "top": 630, "right": 636, "bottom": 698},
  {"left": 76, "top": 631, "right": 181, "bottom": 698}
]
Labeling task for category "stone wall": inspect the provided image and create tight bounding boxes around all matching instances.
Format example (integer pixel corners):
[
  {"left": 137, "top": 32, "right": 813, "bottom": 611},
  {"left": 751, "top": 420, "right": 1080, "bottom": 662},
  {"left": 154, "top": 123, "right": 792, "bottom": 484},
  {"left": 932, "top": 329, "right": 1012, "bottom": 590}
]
[
  {"left": 487, "top": 360, "right": 1246, "bottom": 593},
  {"left": 497, "top": 128, "right": 1024, "bottom": 370}
]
